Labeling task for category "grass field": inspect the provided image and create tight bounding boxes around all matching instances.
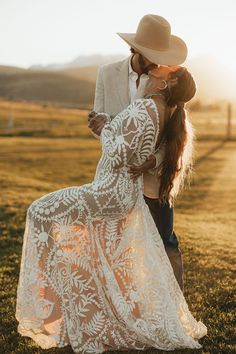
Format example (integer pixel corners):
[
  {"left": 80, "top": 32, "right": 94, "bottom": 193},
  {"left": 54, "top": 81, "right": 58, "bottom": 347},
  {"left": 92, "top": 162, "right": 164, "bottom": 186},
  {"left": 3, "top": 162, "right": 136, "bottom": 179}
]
[{"left": 0, "top": 100, "right": 236, "bottom": 353}]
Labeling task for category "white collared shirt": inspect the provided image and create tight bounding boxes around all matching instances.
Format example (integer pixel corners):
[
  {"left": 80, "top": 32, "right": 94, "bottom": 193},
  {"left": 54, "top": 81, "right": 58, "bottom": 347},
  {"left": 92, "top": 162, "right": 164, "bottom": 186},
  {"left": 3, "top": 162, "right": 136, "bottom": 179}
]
[{"left": 128, "top": 56, "right": 149, "bottom": 102}]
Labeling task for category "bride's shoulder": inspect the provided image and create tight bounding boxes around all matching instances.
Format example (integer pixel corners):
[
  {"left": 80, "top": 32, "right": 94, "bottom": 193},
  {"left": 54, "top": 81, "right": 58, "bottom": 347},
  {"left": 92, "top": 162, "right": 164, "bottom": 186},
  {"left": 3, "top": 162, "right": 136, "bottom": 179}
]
[
  {"left": 115, "top": 99, "right": 151, "bottom": 126},
  {"left": 115, "top": 99, "right": 158, "bottom": 124},
  {"left": 132, "top": 98, "right": 159, "bottom": 118},
  {"left": 133, "top": 97, "right": 157, "bottom": 108},
  {"left": 128, "top": 98, "right": 156, "bottom": 109},
  {"left": 121, "top": 99, "right": 158, "bottom": 120},
  {"left": 125, "top": 99, "right": 153, "bottom": 117}
]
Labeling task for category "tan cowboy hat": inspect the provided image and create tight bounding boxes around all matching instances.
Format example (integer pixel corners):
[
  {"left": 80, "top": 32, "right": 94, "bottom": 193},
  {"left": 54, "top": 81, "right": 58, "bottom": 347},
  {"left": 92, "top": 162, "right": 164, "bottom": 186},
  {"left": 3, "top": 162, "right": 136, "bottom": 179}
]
[{"left": 117, "top": 14, "right": 187, "bottom": 65}]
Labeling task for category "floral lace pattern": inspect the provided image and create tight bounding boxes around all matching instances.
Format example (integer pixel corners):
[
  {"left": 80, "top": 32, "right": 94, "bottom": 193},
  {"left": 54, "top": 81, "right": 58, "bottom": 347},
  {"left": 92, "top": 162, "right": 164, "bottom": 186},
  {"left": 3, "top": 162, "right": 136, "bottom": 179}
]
[{"left": 16, "top": 99, "right": 207, "bottom": 353}]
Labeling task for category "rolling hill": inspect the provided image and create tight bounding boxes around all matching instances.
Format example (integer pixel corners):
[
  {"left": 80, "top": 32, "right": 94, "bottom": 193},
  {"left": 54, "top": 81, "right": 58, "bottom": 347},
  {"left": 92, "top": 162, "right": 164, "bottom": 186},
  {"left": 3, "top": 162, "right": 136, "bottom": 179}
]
[
  {"left": 0, "top": 54, "right": 236, "bottom": 107},
  {"left": 29, "top": 54, "right": 125, "bottom": 71},
  {"left": 0, "top": 65, "right": 27, "bottom": 75},
  {"left": 0, "top": 69, "right": 96, "bottom": 108},
  {"left": 60, "top": 66, "right": 98, "bottom": 82}
]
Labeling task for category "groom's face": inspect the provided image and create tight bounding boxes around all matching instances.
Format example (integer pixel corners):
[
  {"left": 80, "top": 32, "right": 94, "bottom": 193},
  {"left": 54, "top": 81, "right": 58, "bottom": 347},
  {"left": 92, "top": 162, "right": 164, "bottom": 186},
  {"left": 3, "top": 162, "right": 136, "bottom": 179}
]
[{"left": 137, "top": 53, "right": 157, "bottom": 75}]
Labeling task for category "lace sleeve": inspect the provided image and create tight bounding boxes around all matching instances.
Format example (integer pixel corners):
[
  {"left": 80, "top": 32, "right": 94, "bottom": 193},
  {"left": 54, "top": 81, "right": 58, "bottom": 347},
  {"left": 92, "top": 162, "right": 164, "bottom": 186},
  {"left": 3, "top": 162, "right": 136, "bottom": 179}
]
[{"left": 100, "top": 99, "right": 152, "bottom": 169}]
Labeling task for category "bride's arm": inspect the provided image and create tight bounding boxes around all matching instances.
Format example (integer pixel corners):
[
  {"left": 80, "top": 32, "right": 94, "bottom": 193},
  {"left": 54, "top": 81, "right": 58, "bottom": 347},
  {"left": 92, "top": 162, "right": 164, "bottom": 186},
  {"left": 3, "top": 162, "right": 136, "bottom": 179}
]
[
  {"left": 100, "top": 101, "right": 149, "bottom": 169},
  {"left": 100, "top": 100, "right": 158, "bottom": 169}
]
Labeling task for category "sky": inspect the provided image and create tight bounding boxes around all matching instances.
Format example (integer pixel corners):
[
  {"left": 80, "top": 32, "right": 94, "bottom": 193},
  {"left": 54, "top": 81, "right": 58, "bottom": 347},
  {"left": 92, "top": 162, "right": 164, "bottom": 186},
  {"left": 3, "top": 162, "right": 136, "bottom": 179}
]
[{"left": 1, "top": 0, "right": 236, "bottom": 73}]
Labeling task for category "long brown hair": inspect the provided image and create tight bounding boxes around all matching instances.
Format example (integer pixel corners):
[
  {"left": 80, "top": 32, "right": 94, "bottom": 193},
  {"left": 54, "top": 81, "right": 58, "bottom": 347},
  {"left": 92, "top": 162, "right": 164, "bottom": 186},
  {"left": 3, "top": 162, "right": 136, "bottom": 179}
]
[{"left": 159, "top": 68, "right": 196, "bottom": 204}]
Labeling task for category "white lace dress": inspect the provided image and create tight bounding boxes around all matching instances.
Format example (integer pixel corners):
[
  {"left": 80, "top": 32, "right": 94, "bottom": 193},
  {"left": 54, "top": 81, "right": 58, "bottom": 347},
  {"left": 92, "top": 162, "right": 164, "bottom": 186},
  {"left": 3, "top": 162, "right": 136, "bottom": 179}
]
[{"left": 16, "top": 99, "right": 207, "bottom": 353}]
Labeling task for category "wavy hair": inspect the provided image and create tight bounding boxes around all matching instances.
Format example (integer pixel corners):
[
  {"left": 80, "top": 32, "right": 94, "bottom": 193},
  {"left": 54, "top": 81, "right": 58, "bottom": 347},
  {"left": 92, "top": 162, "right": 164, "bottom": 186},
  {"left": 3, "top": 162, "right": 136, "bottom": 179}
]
[{"left": 158, "top": 68, "right": 196, "bottom": 205}]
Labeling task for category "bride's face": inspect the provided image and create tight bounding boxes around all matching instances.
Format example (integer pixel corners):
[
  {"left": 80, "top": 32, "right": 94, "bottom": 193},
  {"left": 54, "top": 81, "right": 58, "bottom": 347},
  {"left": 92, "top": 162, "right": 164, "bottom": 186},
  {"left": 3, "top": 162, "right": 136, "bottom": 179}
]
[{"left": 145, "top": 66, "right": 180, "bottom": 94}]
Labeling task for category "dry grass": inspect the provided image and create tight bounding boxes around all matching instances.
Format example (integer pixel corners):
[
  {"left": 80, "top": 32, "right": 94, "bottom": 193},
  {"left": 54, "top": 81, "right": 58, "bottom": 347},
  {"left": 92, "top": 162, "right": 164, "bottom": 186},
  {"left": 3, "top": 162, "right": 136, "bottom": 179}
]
[
  {"left": 0, "top": 100, "right": 235, "bottom": 353},
  {"left": 0, "top": 100, "right": 92, "bottom": 137}
]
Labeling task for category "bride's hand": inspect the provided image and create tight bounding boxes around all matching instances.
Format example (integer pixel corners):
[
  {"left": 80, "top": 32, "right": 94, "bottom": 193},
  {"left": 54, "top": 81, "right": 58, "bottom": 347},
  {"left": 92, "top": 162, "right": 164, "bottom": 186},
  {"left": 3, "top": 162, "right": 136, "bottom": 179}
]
[
  {"left": 88, "top": 113, "right": 108, "bottom": 136},
  {"left": 88, "top": 111, "right": 97, "bottom": 122},
  {"left": 128, "top": 155, "right": 156, "bottom": 180}
]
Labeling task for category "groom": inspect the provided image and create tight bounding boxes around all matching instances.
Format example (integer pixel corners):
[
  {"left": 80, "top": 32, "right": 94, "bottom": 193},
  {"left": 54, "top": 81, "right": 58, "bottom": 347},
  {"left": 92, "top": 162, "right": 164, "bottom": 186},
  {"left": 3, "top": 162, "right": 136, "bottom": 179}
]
[{"left": 88, "top": 14, "right": 187, "bottom": 290}]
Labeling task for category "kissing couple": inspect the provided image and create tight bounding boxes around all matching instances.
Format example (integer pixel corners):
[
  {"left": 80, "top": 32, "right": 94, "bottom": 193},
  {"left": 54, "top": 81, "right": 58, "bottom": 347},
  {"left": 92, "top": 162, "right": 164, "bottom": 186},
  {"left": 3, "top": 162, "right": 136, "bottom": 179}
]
[{"left": 16, "top": 14, "right": 207, "bottom": 353}]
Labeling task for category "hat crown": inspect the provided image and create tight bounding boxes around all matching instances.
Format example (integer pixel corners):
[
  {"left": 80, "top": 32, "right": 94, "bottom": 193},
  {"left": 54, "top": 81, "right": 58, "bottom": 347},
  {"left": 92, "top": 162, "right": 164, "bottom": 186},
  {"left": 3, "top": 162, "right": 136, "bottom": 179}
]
[
  {"left": 135, "top": 14, "right": 171, "bottom": 51},
  {"left": 117, "top": 13, "right": 187, "bottom": 65}
]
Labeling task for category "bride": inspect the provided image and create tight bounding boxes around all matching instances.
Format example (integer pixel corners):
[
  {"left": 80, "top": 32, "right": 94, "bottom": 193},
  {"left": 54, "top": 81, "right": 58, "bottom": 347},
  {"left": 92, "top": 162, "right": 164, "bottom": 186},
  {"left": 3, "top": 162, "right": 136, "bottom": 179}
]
[{"left": 16, "top": 65, "right": 207, "bottom": 353}]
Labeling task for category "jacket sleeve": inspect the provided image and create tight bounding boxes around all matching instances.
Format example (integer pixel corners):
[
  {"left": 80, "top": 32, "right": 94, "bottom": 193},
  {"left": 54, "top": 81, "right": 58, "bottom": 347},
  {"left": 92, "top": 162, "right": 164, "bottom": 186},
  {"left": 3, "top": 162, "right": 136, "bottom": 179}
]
[
  {"left": 100, "top": 100, "right": 156, "bottom": 169},
  {"left": 90, "top": 66, "right": 106, "bottom": 139},
  {"left": 94, "top": 66, "right": 105, "bottom": 113}
]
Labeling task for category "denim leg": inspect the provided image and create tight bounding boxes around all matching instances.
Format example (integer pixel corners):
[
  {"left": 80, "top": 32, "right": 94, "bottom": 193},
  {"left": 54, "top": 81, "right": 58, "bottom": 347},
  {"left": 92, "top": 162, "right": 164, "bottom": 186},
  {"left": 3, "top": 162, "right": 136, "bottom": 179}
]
[
  {"left": 144, "top": 196, "right": 179, "bottom": 249},
  {"left": 144, "top": 195, "right": 184, "bottom": 290}
]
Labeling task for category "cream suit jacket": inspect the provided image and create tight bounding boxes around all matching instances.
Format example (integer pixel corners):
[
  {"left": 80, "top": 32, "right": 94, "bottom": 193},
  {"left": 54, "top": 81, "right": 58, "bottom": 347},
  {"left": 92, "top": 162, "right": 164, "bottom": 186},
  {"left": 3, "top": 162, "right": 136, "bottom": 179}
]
[{"left": 93, "top": 57, "right": 162, "bottom": 199}]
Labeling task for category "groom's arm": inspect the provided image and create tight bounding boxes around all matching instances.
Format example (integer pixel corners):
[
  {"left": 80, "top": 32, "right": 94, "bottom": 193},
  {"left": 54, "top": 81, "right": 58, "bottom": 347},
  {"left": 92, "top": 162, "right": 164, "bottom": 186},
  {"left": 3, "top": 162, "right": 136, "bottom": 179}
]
[
  {"left": 88, "top": 66, "right": 106, "bottom": 139},
  {"left": 94, "top": 66, "right": 105, "bottom": 113}
]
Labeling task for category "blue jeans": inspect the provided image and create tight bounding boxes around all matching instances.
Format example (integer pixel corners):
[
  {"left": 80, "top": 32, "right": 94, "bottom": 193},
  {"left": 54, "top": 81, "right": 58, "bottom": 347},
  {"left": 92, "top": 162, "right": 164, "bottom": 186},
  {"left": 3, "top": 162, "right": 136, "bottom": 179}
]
[
  {"left": 144, "top": 196, "right": 183, "bottom": 290},
  {"left": 144, "top": 196, "right": 179, "bottom": 248}
]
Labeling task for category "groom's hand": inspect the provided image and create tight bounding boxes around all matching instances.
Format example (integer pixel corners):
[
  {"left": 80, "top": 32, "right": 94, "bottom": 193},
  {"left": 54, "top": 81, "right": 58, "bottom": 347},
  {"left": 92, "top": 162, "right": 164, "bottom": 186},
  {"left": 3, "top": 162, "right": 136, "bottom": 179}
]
[
  {"left": 88, "top": 113, "right": 108, "bottom": 136},
  {"left": 129, "top": 154, "right": 156, "bottom": 181}
]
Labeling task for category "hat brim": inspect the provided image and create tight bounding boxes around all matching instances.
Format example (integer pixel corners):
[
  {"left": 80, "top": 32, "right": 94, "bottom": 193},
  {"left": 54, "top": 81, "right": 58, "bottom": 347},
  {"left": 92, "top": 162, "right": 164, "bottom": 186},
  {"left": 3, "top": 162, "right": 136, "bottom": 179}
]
[{"left": 117, "top": 32, "right": 187, "bottom": 65}]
